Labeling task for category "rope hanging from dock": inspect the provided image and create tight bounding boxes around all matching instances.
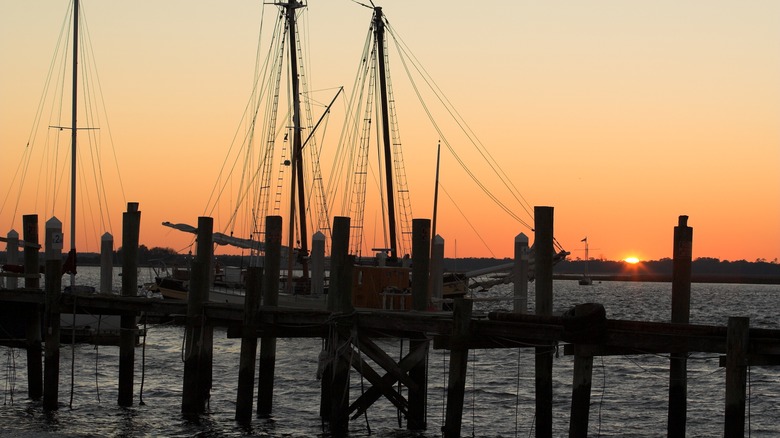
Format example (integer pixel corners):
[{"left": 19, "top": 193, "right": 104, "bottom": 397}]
[{"left": 3, "top": 347, "right": 17, "bottom": 405}]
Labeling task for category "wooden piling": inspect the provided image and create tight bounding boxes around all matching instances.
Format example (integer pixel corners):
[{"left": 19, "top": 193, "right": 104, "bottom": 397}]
[
  {"left": 118, "top": 202, "right": 140, "bottom": 407},
  {"left": 430, "top": 235, "right": 444, "bottom": 304},
  {"left": 43, "top": 217, "right": 62, "bottom": 411},
  {"left": 668, "top": 215, "right": 693, "bottom": 437},
  {"left": 182, "top": 216, "right": 213, "bottom": 415},
  {"left": 442, "top": 298, "right": 472, "bottom": 438},
  {"left": 236, "top": 266, "right": 262, "bottom": 423},
  {"left": 311, "top": 231, "right": 326, "bottom": 295},
  {"left": 408, "top": 218, "right": 431, "bottom": 430},
  {"left": 565, "top": 304, "right": 605, "bottom": 438},
  {"left": 258, "top": 215, "right": 282, "bottom": 417},
  {"left": 100, "top": 232, "right": 113, "bottom": 294},
  {"left": 514, "top": 232, "right": 529, "bottom": 313},
  {"left": 327, "top": 216, "right": 353, "bottom": 313},
  {"left": 534, "top": 206, "right": 554, "bottom": 438},
  {"left": 6, "top": 230, "right": 19, "bottom": 290},
  {"left": 322, "top": 216, "right": 352, "bottom": 435},
  {"left": 724, "top": 316, "right": 749, "bottom": 437},
  {"left": 23, "top": 214, "right": 42, "bottom": 401}
]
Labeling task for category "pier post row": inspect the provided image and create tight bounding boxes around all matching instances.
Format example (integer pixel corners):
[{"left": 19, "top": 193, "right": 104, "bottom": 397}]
[{"left": 2, "top": 209, "right": 779, "bottom": 437}]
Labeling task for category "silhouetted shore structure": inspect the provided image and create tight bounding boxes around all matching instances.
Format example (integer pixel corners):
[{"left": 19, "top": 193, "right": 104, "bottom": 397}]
[{"left": 1, "top": 207, "right": 778, "bottom": 437}]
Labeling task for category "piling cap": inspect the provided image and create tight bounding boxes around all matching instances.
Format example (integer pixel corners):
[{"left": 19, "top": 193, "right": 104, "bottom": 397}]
[
  {"left": 515, "top": 232, "right": 529, "bottom": 243},
  {"left": 102, "top": 232, "right": 113, "bottom": 241},
  {"left": 678, "top": 215, "right": 688, "bottom": 227},
  {"left": 46, "top": 216, "right": 62, "bottom": 229},
  {"left": 7, "top": 229, "right": 18, "bottom": 238}
]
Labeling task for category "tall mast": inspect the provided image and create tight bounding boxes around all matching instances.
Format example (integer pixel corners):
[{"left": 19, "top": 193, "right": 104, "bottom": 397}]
[
  {"left": 284, "top": 0, "right": 310, "bottom": 290},
  {"left": 69, "top": 0, "right": 80, "bottom": 288},
  {"left": 373, "top": 6, "right": 398, "bottom": 261}
]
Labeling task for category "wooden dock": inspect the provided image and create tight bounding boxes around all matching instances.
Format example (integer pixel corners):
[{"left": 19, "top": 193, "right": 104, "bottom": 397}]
[{"left": 2, "top": 208, "right": 779, "bottom": 437}]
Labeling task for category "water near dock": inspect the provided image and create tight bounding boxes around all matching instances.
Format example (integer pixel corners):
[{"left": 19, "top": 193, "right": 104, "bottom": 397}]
[{"left": 1, "top": 266, "right": 779, "bottom": 436}]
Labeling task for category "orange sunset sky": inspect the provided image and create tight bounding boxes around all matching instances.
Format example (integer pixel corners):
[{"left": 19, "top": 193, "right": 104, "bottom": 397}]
[{"left": 1, "top": 1, "right": 778, "bottom": 263}]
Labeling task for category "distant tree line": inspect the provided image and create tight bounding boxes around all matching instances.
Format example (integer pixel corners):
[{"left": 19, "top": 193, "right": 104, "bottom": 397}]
[{"left": 2, "top": 250, "right": 778, "bottom": 283}]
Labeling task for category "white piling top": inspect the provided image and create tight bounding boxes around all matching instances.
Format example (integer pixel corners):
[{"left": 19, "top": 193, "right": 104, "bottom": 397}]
[{"left": 46, "top": 216, "right": 62, "bottom": 229}]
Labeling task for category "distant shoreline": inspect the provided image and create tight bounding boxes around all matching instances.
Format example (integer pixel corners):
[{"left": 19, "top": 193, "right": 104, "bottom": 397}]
[{"left": 554, "top": 273, "right": 780, "bottom": 285}]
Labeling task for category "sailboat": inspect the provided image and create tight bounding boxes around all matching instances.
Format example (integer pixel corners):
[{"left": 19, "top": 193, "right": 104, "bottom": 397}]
[
  {"left": 161, "top": 2, "right": 570, "bottom": 307},
  {"left": 1, "top": 0, "right": 132, "bottom": 342},
  {"left": 578, "top": 237, "right": 593, "bottom": 286}
]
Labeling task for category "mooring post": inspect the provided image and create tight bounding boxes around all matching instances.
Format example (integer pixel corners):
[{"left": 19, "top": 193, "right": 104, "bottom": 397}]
[
  {"left": 443, "top": 297, "right": 472, "bottom": 438},
  {"left": 6, "top": 230, "right": 19, "bottom": 290},
  {"left": 668, "top": 215, "right": 692, "bottom": 437},
  {"left": 118, "top": 202, "right": 140, "bottom": 407},
  {"left": 534, "top": 206, "right": 554, "bottom": 438},
  {"left": 724, "top": 316, "right": 749, "bottom": 437},
  {"left": 23, "top": 215, "right": 43, "bottom": 401},
  {"left": 566, "top": 303, "right": 605, "bottom": 438},
  {"left": 430, "top": 235, "right": 444, "bottom": 307},
  {"left": 569, "top": 352, "right": 594, "bottom": 438},
  {"left": 408, "top": 218, "right": 431, "bottom": 430},
  {"left": 100, "top": 232, "right": 113, "bottom": 294},
  {"left": 311, "top": 231, "right": 326, "bottom": 295},
  {"left": 258, "top": 215, "right": 282, "bottom": 417},
  {"left": 182, "top": 216, "right": 213, "bottom": 415},
  {"left": 236, "top": 266, "right": 262, "bottom": 423},
  {"left": 43, "top": 216, "right": 62, "bottom": 411},
  {"left": 514, "top": 232, "right": 529, "bottom": 313},
  {"left": 327, "top": 216, "right": 354, "bottom": 313},
  {"left": 322, "top": 216, "right": 352, "bottom": 435}
]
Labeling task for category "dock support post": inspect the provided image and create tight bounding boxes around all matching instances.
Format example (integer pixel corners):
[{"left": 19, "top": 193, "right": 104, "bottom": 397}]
[
  {"left": 442, "top": 297, "right": 472, "bottom": 438},
  {"left": 668, "top": 215, "right": 692, "bottom": 437},
  {"left": 322, "top": 216, "right": 352, "bottom": 435},
  {"left": 43, "top": 217, "right": 62, "bottom": 411},
  {"left": 182, "top": 216, "right": 213, "bottom": 415},
  {"left": 236, "top": 266, "right": 262, "bottom": 423},
  {"left": 100, "top": 232, "right": 113, "bottom": 294},
  {"left": 258, "top": 215, "right": 282, "bottom": 417},
  {"left": 311, "top": 231, "right": 326, "bottom": 295},
  {"left": 22, "top": 215, "right": 42, "bottom": 401},
  {"left": 6, "top": 230, "right": 19, "bottom": 290},
  {"left": 118, "top": 202, "right": 140, "bottom": 407},
  {"left": 430, "top": 235, "right": 444, "bottom": 306},
  {"left": 408, "top": 218, "right": 431, "bottom": 430},
  {"left": 724, "top": 316, "right": 749, "bottom": 437},
  {"left": 534, "top": 206, "right": 554, "bottom": 438},
  {"left": 514, "top": 232, "right": 529, "bottom": 313}
]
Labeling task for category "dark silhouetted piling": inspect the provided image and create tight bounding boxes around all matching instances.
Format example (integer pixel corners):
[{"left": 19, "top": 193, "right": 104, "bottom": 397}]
[
  {"left": 566, "top": 304, "right": 606, "bottom": 437},
  {"left": 119, "top": 202, "right": 140, "bottom": 407},
  {"left": 514, "top": 232, "right": 529, "bottom": 313},
  {"left": 668, "top": 215, "right": 692, "bottom": 437},
  {"left": 534, "top": 206, "right": 554, "bottom": 438},
  {"left": 43, "top": 217, "right": 62, "bottom": 411},
  {"left": 100, "top": 232, "right": 113, "bottom": 294},
  {"left": 442, "top": 297, "right": 472, "bottom": 438},
  {"left": 725, "top": 316, "right": 749, "bottom": 437},
  {"left": 258, "top": 215, "right": 282, "bottom": 417},
  {"left": 322, "top": 216, "right": 352, "bottom": 435},
  {"left": 182, "top": 216, "right": 213, "bottom": 415},
  {"left": 236, "top": 266, "right": 262, "bottom": 423},
  {"left": 408, "top": 218, "right": 430, "bottom": 430},
  {"left": 23, "top": 214, "right": 42, "bottom": 401}
]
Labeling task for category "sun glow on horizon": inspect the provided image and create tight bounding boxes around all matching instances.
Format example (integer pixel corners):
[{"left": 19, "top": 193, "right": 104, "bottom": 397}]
[{"left": 624, "top": 257, "right": 640, "bottom": 264}]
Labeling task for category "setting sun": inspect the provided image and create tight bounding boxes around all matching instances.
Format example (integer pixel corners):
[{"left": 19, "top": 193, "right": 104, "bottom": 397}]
[{"left": 624, "top": 257, "right": 640, "bottom": 264}]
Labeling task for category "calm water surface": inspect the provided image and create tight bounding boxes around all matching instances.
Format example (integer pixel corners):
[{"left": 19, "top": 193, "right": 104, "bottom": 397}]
[{"left": 1, "top": 267, "right": 779, "bottom": 436}]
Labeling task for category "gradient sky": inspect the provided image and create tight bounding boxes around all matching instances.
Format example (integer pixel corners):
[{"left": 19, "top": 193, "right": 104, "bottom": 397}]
[{"left": 1, "top": 1, "right": 778, "bottom": 262}]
